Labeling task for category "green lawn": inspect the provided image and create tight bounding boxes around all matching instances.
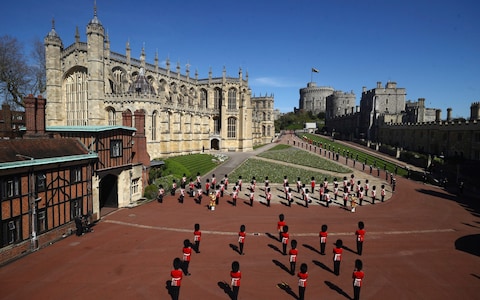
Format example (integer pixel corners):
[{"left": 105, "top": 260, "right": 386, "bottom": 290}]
[
  {"left": 258, "top": 147, "right": 351, "bottom": 173},
  {"left": 228, "top": 158, "right": 339, "bottom": 186},
  {"left": 300, "top": 133, "right": 407, "bottom": 176}
]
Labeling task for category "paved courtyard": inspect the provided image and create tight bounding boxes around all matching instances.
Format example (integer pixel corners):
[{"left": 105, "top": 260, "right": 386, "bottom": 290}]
[{"left": 0, "top": 139, "right": 479, "bottom": 300}]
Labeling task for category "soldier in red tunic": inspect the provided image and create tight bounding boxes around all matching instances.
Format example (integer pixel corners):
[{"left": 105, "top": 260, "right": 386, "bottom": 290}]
[
  {"left": 266, "top": 187, "right": 272, "bottom": 207},
  {"left": 170, "top": 258, "right": 183, "bottom": 300},
  {"left": 355, "top": 221, "right": 366, "bottom": 255},
  {"left": 381, "top": 184, "right": 386, "bottom": 202},
  {"left": 297, "top": 263, "right": 308, "bottom": 300},
  {"left": 281, "top": 225, "right": 290, "bottom": 255},
  {"left": 182, "top": 239, "right": 192, "bottom": 276},
  {"left": 319, "top": 224, "right": 328, "bottom": 255},
  {"left": 289, "top": 239, "right": 298, "bottom": 275},
  {"left": 230, "top": 261, "right": 241, "bottom": 300},
  {"left": 157, "top": 185, "right": 164, "bottom": 203},
  {"left": 333, "top": 239, "right": 343, "bottom": 276},
  {"left": 277, "top": 214, "right": 286, "bottom": 241},
  {"left": 352, "top": 259, "right": 365, "bottom": 300},
  {"left": 238, "top": 224, "right": 246, "bottom": 255},
  {"left": 193, "top": 223, "right": 201, "bottom": 253},
  {"left": 231, "top": 186, "right": 238, "bottom": 207}
]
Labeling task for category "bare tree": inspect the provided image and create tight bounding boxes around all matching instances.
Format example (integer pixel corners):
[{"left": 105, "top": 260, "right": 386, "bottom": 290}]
[
  {"left": 0, "top": 35, "right": 45, "bottom": 108},
  {"left": 30, "top": 38, "right": 46, "bottom": 96}
]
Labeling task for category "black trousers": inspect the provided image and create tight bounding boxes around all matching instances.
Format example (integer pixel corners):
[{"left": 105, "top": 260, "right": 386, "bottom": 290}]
[
  {"left": 320, "top": 242, "right": 326, "bottom": 255},
  {"left": 357, "top": 241, "right": 363, "bottom": 255},
  {"left": 232, "top": 286, "right": 239, "bottom": 300},
  {"left": 298, "top": 286, "right": 306, "bottom": 300},
  {"left": 353, "top": 286, "right": 361, "bottom": 300},
  {"left": 334, "top": 261, "right": 341, "bottom": 275}
]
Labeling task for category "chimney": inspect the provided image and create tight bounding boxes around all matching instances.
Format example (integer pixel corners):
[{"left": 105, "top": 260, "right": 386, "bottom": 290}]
[
  {"left": 435, "top": 109, "right": 441, "bottom": 122},
  {"left": 133, "top": 109, "right": 150, "bottom": 167},
  {"left": 122, "top": 110, "right": 133, "bottom": 127},
  {"left": 36, "top": 95, "right": 46, "bottom": 135},
  {"left": 447, "top": 108, "right": 452, "bottom": 122},
  {"left": 24, "top": 94, "right": 36, "bottom": 136}
]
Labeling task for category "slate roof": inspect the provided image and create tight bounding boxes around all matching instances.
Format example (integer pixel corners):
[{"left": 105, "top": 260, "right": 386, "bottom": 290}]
[{"left": 0, "top": 138, "right": 93, "bottom": 163}]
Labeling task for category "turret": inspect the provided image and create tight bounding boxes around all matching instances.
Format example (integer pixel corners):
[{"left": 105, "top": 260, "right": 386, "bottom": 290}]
[
  {"left": 44, "top": 18, "right": 63, "bottom": 126},
  {"left": 86, "top": 2, "right": 105, "bottom": 125}
]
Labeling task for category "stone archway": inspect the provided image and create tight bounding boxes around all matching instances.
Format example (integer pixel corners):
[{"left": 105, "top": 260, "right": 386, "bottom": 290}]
[
  {"left": 210, "top": 138, "right": 220, "bottom": 150},
  {"left": 99, "top": 174, "right": 118, "bottom": 215}
]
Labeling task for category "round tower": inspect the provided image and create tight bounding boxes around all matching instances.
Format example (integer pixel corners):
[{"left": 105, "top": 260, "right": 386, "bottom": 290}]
[
  {"left": 299, "top": 82, "right": 334, "bottom": 114},
  {"left": 44, "top": 18, "right": 63, "bottom": 126},
  {"left": 86, "top": 3, "right": 106, "bottom": 125}
]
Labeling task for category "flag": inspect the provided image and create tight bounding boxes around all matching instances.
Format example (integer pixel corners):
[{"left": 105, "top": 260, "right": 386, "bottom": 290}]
[{"left": 312, "top": 68, "right": 319, "bottom": 73}]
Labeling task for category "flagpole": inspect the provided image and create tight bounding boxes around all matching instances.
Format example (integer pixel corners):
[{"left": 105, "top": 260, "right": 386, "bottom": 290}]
[{"left": 311, "top": 70, "right": 313, "bottom": 83}]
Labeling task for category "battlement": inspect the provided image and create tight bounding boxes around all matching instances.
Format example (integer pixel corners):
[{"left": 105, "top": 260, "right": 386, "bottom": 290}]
[{"left": 382, "top": 119, "right": 478, "bottom": 127}]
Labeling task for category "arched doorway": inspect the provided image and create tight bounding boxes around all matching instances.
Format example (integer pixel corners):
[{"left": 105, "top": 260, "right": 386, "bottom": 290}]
[
  {"left": 99, "top": 174, "right": 118, "bottom": 216},
  {"left": 210, "top": 138, "right": 220, "bottom": 150}
]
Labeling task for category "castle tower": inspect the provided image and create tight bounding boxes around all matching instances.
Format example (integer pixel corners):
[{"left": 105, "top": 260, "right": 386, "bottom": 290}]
[
  {"left": 44, "top": 18, "right": 63, "bottom": 125},
  {"left": 470, "top": 102, "right": 480, "bottom": 120},
  {"left": 86, "top": 3, "right": 106, "bottom": 125},
  {"left": 299, "top": 82, "right": 334, "bottom": 114},
  {"left": 447, "top": 108, "right": 452, "bottom": 121}
]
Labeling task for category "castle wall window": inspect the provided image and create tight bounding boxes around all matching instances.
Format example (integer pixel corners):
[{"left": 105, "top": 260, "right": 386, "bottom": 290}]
[
  {"left": 110, "top": 140, "right": 123, "bottom": 158},
  {"left": 152, "top": 111, "right": 157, "bottom": 140},
  {"left": 214, "top": 89, "right": 221, "bottom": 109},
  {"left": 70, "top": 198, "right": 82, "bottom": 219},
  {"left": 201, "top": 89, "right": 208, "bottom": 109},
  {"left": 228, "top": 89, "right": 237, "bottom": 110},
  {"left": 65, "top": 70, "right": 88, "bottom": 126},
  {"left": 108, "top": 108, "right": 116, "bottom": 125},
  {"left": 227, "top": 117, "right": 236, "bottom": 138},
  {"left": 131, "top": 178, "right": 139, "bottom": 195},
  {"left": 1, "top": 217, "right": 21, "bottom": 246},
  {"left": 71, "top": 167, "right": 82, "bottom": 183},
  {"left": 1, "top": 177, "right": 20, "bottom": 199},
  {"left": 36, "top": 173, "right": 46, "bottom": 192},
  {"left": 37, "top": 208, "right": 47, "bottom": 234}
]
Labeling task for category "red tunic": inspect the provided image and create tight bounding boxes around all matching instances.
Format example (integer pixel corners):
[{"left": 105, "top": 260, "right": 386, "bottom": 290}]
[
  {"left": 194, "top": 230, "right": 201, "bottom": 242},
  {"left": 171, "top": 269, "right": 183, "bottom": 286},
  {"left": 297, "top": 271, "right": 308, "bottom": 287},
  {"left": 230, "top": 271, "right": 241, "bottom": 287},
  {"left": 289, "top": 248, "right": 298, "bottom": 262},
  {"left": 277, "top": 221, "right": 286, "bottom": 233},
  {"left": 356, "top": 229, "right": 366, "bottom": 242},
  {"left": 281, "top": 232, "right": 289, "bottom": 245},
  {"left": 238, "top": 231, "right": 246, "bottom": 244},
  {"left": 319, "top": 231, "right": 328, "bottom": 244},
  {"left": 333, "top": 247, "right": 343, "bottom": 261},
  {"left": 352, "top": 270, "right": 365, "bottom": 287},
  {"left": 183, "top": 247, "right": 192, "bottom": 262}
]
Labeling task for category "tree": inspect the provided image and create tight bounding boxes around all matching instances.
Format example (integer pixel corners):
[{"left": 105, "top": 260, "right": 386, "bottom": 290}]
[{"left": 0, "top": 35, "right": 45, "bottom": 108}]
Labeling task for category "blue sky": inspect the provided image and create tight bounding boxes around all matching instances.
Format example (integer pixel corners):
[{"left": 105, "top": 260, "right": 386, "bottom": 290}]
[{"left": 2, "top": 0, "right": 479, "bottom": 118}]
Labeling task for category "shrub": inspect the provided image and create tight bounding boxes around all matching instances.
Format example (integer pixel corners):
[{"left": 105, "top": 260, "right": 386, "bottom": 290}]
[{"left": 144, "top": 184, "right": 158, "bottom": 200}]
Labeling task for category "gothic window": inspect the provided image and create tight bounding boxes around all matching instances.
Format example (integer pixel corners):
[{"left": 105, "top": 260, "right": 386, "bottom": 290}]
[
  {"left": 227, "top": 117, "right": 236, "bottom": 138},
  {"left": 200, "top": 89, "right": 208, "bottom": 109},
  {"left": 107, "top": 108, "right": 116, "bottom": 125},
  {"left": 262, "top": 125, "right": 266, "bottom": 136},
  {"left": 214, "top": 118, "right": 220, "bottom": 134},
  {"left": 152, "top": 111, "right": 157, "bottom": 140},
  {"left": 65, "top": 68, "right": 88, "bottom": 126},
  {"left": 267, "top": 125, "right": 271, "bottom": 136},
  {"left": 228, "top": 88, "right": 237, "bottom": 110},
  {"left": 214, "top": 89, "right": 221, "bottom": 109},
  {"left": 263, "top": 112, "right": 266, "bottom": 121}
]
